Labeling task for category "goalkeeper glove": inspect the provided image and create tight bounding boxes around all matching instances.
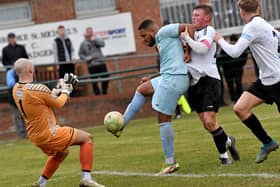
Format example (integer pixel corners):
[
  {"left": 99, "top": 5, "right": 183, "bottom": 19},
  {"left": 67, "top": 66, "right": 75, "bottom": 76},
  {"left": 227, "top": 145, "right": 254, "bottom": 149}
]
[
  {"left": 64, "top": 73, "right": 79, "bottom": 87},
  {"left": 51, "top": 88, "right": 62, "bottom": 97},
  {"left": 56, "top": 78, "right": 65, "bottom": 89},
  {"left": 61, "top": 83, "right": 73, "bottom": 96}
]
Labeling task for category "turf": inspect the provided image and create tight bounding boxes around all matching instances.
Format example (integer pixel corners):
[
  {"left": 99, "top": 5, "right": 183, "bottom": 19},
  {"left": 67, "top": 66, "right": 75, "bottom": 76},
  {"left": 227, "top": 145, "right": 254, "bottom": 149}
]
[{"left": 1, "top": 104, "right": 280, "bottom": 187}]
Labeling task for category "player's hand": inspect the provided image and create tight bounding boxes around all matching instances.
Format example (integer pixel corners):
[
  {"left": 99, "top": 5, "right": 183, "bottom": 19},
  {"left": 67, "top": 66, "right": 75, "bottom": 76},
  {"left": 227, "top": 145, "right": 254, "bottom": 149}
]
[
  {"left": 61, "top": 83, "right": 73, "bottom": 96},
  {"left": 56, "top": 78, "right": 65, "bottom": 89},
  {"left": 64, "top": 73, "right": 79, "bottom": 87},
  {"left": 214, "top": 32, "right": 222, "bottom": 43},
  {"left": 140, "top": 76, "right": 151, "bottom": 84},
  {"left": 180, "top": 29, "right": 189, "bottom": 40},
  {"left": 184, "top": 53, "right": 191, "bottom": 63},
  {"left": 51, "top": 88, "right": 62, "bottom": 97}
]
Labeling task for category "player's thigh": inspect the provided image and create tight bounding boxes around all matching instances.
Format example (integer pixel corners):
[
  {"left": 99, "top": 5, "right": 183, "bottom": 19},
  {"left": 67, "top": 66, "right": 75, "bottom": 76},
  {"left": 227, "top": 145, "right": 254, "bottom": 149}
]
[
  {"left": 263, "top": 81, "right": 280, "bottom": 113},
  {"left": 188, "top": 77, "right": 221, "bottom": 113},
  {"left": 234, "top": 91, "right": 264, "bottom": 118},
  {"left": 152, "top": 75, "right": 189, "bottom": 116},
  {"left": 39, "top": 127, "right": 77, "bottom": 156},
  {"left": 71, "top": 129, "right": 93, "bottom": 145},
  {"left": 137, "top": 78, "right": 155, "bottom": 97}
]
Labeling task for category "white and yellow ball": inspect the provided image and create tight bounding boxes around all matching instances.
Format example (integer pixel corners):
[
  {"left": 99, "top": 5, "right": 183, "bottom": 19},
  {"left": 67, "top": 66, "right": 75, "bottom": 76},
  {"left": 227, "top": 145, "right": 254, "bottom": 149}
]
[{"left": 104, "top": 111, "right": 124, "bottom": 133}]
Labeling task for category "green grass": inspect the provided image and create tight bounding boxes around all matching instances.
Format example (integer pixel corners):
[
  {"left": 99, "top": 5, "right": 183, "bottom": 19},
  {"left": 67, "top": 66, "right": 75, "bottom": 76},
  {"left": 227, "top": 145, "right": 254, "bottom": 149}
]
[{"left": 1, "top": 104, "right": 280, "bottom": 187}]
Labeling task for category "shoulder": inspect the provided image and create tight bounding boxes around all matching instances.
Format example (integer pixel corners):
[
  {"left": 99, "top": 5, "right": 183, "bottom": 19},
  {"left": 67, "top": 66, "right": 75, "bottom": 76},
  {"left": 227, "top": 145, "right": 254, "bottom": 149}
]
[
  {"left": 25, "top": 83, "right": 51, "bottom": 93},
  {"left": 17, "top": 44, "right": 25, "bottom": 48},
  {"left": 244, "top": 17, "right": 264, "bottom": 31},
  {"left": 198, "top": 26, "right": 215, "bottom": 35},
  {"left": 159, "top": 24, "right": 179, "bottom": 33},
  {"left": 2, "top": 45, "right": 9, "bottom": 51},
  {"left": 206, "top": 26, "right": 216, "bottom": 33},
  {"left": 65, "top": 38, "right": 72, "bottom": 42},
  {"left": 7, "top": 69, "right": 16, "bottom": 76},
  {"left": 54, "top": 37, "right": 61, "bottom": 42},
  {"left": 80, "top": 40, "right": 88, "bottom": 46}
]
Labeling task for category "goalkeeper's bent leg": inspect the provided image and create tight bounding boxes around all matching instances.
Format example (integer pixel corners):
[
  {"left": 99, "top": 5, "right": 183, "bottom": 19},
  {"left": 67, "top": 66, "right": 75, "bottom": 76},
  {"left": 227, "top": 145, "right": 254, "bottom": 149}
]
[
  {"left": 123, "top": 91, "right": 145, "bottom": 126},
  {"left": 39, "top": 150, "right": 69, "bottom": 185},
  {"left": 160, "top": 122, "right": 175, "bottom": 164}
]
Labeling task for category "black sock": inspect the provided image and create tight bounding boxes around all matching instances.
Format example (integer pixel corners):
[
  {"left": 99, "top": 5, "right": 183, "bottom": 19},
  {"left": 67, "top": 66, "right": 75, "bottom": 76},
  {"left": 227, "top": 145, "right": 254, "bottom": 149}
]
[
  {"left": 242, "top": 113, "right": 272, "bottom": 144},
  {"left": 211, "top": 127, "right": 228, "bottom": 154}
]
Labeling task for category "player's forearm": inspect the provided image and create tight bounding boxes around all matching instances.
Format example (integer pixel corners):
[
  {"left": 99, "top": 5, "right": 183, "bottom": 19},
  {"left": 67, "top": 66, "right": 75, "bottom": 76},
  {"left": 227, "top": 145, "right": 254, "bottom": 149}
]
[
  {"left": 183, "top": 35, "right": 208, "bottom": 54},
  {"left": 51, "top": 94, "right": 68, "bottom": 108},
  {"left": 218, "top": 38, "right": 248, "bottom": 58}
]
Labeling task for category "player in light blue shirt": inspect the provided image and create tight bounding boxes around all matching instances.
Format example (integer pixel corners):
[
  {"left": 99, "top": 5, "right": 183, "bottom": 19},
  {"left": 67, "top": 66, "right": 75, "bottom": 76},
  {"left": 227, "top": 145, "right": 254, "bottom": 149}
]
[
  {"left": 156, "top": 24, "right": 189, "bottom": 75},
  {"left": 108, "top": 19, "right": 193, "bottom": 175}
]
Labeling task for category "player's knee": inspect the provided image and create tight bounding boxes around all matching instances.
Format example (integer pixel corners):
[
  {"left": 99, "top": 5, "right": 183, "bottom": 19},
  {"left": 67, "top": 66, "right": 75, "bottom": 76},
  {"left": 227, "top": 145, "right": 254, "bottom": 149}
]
[
  {"left": 136, "top": 85, "right": 145, "bottom": 95},
  {"left": 136, "top": 82, "right": 153, "bottom": 97},
  {"left": 85, "top": 133, "right": 93, "bottom": 143},
  {"left": 56, "top": 150, "right": 69, "bottom": 161},
  {"left": 203, "top": 120, "right": 216, "bottom": 131},
  {"left": 233, "top": 104, "right": 247, "bottom": 119}
]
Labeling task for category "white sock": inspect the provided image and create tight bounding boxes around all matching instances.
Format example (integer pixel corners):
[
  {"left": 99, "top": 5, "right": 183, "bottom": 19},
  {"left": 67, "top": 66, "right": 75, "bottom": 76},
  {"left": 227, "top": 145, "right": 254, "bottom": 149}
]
[
  {"left": 220, "top": 152, "right": 229, "bottom": 159},
  {"left": 226, "top": 137, "right": 232, "bottom": 147},
  {"left": 81, "top": 171, "right": 92, "bottom": 181},
  {"left": 38, "top": 176, "right": 48, "bottom": 187}
]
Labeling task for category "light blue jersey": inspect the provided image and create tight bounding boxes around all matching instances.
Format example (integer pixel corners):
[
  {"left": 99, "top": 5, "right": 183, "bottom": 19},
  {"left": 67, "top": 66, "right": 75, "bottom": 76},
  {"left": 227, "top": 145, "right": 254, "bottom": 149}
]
[{"left": 156, "top": 24, "right": 188, "bottom": 75}]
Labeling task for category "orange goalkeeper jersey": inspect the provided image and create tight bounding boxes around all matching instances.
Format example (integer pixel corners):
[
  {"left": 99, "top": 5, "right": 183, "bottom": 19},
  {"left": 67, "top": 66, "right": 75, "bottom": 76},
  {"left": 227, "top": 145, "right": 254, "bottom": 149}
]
[{"left": 13, "top": 83, "right": 68, "bottom": 145}]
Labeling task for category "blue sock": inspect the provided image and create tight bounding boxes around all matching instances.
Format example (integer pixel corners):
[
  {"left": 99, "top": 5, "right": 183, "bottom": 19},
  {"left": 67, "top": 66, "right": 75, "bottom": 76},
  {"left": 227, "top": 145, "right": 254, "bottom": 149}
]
[
  {"left": 123, "top": 91, "right": 145, "bottom": 126},
  {"left": 160, "top": 122, "right": 175, "bottom": 164}
]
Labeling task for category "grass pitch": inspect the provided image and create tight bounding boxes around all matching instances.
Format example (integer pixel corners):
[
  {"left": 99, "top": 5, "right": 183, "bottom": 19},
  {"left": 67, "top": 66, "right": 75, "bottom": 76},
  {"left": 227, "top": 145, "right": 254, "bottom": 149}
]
[{"left": 1, "top": 104, "right": 280, "bottom": 187}]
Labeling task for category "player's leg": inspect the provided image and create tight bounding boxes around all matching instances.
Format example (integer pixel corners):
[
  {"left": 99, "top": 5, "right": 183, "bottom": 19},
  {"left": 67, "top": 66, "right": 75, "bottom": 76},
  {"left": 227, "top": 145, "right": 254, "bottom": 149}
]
[
  {"left": 174, "top": 105, "right": 182, "bottom": 119},
  {"left": 99, "top": 64, "right": 109, "bottom": 95},
  {"left": 224, "top": 70, "right": 236, "bottom": 103},
  {"left": 154, "top": 75, "right": 189, "bottom": 175},
  {"left": 234, "top": 68, "right": 243, "bottom": 101},
  {"left": 234, "top": 91, "right": 278, "bottom": 163},
  {"left": 123, "top": 78, "right": 155, "bottom": 126},
  {"left": 189, "top": 77, "right": 239, "bottom": 165},
  {"left": 88, "top": 66, "right": 100, "bottom": 95},
  {"left": 197, "top": 111, "right": 238, "bottom": 164},
  {"left": 72, "top": 129, "right": 104, "bottom": 187},
  {"left": 156, "top": 112, "right": 180, "bottom": 175},
  {"left": 32, "top": 150, "right": 69, "bottom": 187}
]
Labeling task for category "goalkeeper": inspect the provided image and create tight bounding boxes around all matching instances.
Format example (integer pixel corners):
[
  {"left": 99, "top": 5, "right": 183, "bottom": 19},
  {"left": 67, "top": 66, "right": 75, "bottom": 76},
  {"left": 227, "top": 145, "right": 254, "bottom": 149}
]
[{"left": 12, "top": 58, "right": 104, "bottom": 187}]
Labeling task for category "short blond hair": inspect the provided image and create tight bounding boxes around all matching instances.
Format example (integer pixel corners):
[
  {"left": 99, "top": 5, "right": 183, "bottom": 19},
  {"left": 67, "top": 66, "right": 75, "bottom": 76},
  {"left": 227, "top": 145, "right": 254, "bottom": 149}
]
[
  {"left": 194, "top": 3, "right": 213, "bottom": 16},
  {"left": 238, "top": 0, "right": 259, "bottom": 13}
]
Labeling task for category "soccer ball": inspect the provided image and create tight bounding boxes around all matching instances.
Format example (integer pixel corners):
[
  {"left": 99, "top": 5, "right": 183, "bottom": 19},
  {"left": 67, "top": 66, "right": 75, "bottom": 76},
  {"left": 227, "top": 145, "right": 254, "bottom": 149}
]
[{"left": 104, "top": 111, "right": 124, "bottom": 133}]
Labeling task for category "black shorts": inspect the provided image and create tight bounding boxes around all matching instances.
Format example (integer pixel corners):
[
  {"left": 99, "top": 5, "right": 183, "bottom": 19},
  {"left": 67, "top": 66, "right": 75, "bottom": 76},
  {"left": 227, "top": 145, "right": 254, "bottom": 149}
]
[
  {"left": 188, "top": 76, "right": 221, "bottom": 113},
  {"left": 247, "top": 79, "right": 280, "bottom": 112}
]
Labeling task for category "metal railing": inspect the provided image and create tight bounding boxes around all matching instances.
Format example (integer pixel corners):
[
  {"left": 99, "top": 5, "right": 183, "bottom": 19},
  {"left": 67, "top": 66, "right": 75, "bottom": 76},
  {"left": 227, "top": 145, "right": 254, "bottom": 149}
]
[
  {"left": 160, "top": 0, "right": 197, "bottom": 23},
  {"left": 0, "top": 53, "right": 159, "bottom": 97},
  {"left": 160, "top": 0, "right": 280, "bottom": 34}
]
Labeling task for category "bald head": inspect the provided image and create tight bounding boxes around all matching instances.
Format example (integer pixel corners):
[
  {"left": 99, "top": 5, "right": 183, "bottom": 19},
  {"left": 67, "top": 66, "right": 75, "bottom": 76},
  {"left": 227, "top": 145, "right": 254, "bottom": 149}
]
[
  {"left": 14, "top": 58, "right": 33, "bottom": 74},
  {"left": 14, "top": 58, "right": 34, "bottom": 82}
]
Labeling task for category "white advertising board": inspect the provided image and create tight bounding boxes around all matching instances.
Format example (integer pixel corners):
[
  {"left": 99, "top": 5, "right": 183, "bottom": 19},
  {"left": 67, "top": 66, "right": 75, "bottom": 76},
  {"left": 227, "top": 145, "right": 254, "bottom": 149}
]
[{"left": 0, "top": 12, "right": 136, "bottom": 65}]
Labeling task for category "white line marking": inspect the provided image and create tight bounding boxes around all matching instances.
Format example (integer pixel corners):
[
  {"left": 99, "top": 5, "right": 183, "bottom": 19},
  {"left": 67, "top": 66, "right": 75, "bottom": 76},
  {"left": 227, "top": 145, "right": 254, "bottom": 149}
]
[
  {"left": 14, "top": 171, "right": 280, "bottom": 187},
  {"left": 92, "top": 171, "right": 280, "bottom": 178}
]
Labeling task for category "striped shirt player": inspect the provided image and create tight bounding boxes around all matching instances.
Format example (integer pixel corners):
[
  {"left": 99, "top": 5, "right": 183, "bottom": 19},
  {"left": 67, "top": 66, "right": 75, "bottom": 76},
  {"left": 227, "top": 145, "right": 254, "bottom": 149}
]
[
  {"left": 13, "top": 58, "right": 104, "bottom": 187},
  {"left": 215, "top": 0, "right": 280, "bottom": 164},
  {"left": 182, "top": 4, "right": 240, "bottom": 165}
]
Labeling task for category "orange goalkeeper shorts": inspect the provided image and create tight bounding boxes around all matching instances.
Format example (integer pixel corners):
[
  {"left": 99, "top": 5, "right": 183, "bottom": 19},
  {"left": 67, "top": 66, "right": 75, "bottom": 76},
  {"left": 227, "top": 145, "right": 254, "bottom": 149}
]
[{"left": 38, "top": 126, "right": 78, "bottom": 156}]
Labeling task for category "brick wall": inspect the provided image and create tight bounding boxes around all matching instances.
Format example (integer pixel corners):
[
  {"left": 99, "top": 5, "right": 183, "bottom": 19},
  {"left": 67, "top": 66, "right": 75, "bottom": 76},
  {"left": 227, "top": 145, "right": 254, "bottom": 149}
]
[
  {"left": 0, "top": 92, "right": 155, "bottom": 140},
  {"left": 0, "top": 0, "right": 161, "bottom": 139},
  {"left": 0, "top": 0, "right": 260, "bottom": 140}
]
